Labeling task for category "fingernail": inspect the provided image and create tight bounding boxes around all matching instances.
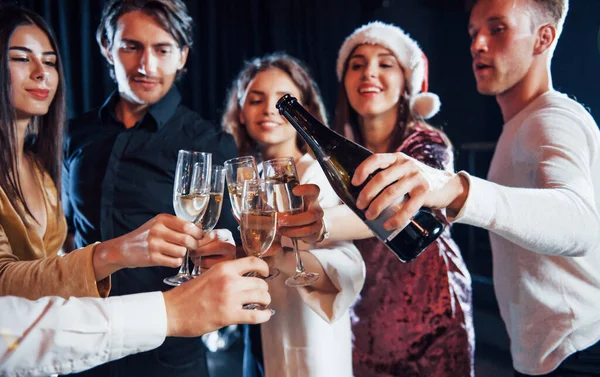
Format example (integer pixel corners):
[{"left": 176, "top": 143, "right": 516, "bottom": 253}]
[
  {"left": 383, "top": 221, "right": 393, "bottom": 231},
  {"left": 365, "top": 209, "right": 373, "bottom": 219},
  {"left": 356, "top": 199, "right": 364, "bottom": 209}
]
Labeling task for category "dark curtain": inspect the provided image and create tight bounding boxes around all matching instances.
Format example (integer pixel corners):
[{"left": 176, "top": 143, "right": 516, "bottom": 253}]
[{"left": 14, "top": 0, "right": 600, "bottom": 147}]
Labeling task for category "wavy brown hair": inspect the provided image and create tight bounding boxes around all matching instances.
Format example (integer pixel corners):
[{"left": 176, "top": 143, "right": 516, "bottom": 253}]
[
  {"left": 221, "top": 52, "right": 328, "bottom": 157},
  {"left": 0, "top": 4, "right": 66, "bottom": 222}
]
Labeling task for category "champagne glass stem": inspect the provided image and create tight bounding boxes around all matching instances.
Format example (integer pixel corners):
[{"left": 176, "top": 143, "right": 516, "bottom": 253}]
[
  {"left": 179, "top": 250, "right": 191, "bottom": 275},
  {"left": 291, "top": 238, "right": 306, "bottom": 274},
  {"left": 191, "top": 256, "right": 201, "bottom": 276}
]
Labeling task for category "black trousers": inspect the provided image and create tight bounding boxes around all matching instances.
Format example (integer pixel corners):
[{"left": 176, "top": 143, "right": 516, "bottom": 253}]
[{"left": 515, "top": 340, "right": 600, "bottom": 377}]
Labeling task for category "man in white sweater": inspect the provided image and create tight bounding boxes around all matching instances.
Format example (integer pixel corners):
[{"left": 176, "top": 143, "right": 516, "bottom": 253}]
[{"left": 351, "top": 0, "right": 600, "bottom": 375}]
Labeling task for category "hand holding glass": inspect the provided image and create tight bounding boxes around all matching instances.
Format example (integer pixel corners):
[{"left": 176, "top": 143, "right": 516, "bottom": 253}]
[
  {"left": 263, "top": 157, "right": 319, "bottom": 287},
  {"left": 164, "top": 150, "right": 211, "bottom": 286}
]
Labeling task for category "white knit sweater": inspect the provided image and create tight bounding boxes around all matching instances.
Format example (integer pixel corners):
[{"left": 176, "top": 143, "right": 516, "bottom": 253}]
[{"left": 454, "top": 90, "right": 600, "bottom": 374}]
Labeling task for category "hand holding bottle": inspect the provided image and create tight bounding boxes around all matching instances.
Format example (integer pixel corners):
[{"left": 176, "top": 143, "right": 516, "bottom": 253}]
[{"left": 352, "top": 152, "right": 470, "bottom": 230}]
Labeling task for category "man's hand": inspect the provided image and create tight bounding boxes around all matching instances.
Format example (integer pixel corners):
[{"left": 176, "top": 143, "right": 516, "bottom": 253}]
[
  {"left": 189, "top": 229, "right": 237, "bottom": 270},
  {"left": 93, "top": 214, "right": 204, "bottom": 279},
  {"left": 277, "top": 184, "right": 326, "bottom": 244},
  {"left": 352, "top": 152, "right": 469, "bottom": 230},
  {"left": 163, "top": 257, "right": 272, "bottom": 337}
]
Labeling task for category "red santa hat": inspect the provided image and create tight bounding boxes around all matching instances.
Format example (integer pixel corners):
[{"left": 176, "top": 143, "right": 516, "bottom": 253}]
[{"left": 336, "top": 21, "right": 441, "bottom": 119}]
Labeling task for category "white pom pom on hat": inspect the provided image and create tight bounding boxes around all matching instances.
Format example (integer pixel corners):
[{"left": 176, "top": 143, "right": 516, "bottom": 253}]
[{"left": 336, "top": 21, "right": 441, "bottom": 119}]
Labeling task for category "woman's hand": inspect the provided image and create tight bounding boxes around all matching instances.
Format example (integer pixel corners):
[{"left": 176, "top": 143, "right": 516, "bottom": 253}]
[
  {"left": 277, "top": 184, "right": 326, "bottom": 244},
  {"left": 93, "top": 214, "right": 204, "bottom": 280},
  {"left": 189, "top": 229, "right": 237, "bottom": 270}
]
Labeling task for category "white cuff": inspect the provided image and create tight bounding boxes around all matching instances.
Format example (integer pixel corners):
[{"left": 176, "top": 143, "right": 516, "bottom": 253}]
[{"left": 108, "top": 292, "right": 167, "bottom": 361}]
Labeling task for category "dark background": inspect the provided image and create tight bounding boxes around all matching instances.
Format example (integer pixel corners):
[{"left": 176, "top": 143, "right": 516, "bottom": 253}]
[{"left": 14, "top": 0, "right": 600, "bottom": 372}]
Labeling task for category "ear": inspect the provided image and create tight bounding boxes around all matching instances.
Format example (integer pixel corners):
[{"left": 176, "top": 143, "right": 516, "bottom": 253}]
[
  {"left": 534, "top": 24, "right": 556, "bottom": 55},
  {"left": 177, "top": 46, "right": 189, "bottom": 70},
  {"left": 101, "top": 39, "right": 115, "bottom": 65}
]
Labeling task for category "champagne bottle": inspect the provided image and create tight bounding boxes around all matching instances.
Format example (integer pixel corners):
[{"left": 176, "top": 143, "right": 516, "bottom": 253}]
[{"left": 276, "top": 94, "right": 444, "bottom": 262}]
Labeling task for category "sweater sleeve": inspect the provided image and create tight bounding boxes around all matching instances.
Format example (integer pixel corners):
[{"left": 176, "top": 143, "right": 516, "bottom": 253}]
[
  {"left": 0, "top": 224, "right": 110, "bottom": 299},
  {"left": 291, "top": 158, "right": 366, "bottom": 323},
  {"left": 453, "top": 109, "right": 600, "bottom": 257}
]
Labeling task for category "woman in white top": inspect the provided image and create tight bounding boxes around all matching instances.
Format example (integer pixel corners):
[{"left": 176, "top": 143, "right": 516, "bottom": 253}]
[{"left": 222, "top": 52, "right": 365, "bottom": 377}]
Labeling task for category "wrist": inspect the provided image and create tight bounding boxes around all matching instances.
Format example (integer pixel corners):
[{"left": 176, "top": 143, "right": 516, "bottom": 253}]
[
  {"left": 162, "top": 291, "right": 180, "bottom": 337},
  {"left": 316, "top": 215, "right": 330, "bottom": 243},
  {"left": 92, "top": 240, "right": 122, "bottom": 280},
  {"left": 446, "top": 172, "right": 470, "bottom": 219}
]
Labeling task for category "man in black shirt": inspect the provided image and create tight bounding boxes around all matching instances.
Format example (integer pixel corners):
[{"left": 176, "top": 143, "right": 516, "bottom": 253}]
[{"left": 62, "top": 1, "right": 242, "bottom": 376}]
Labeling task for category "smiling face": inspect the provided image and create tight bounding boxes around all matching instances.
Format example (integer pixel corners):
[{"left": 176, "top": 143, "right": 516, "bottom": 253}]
[
  {"left": 105, "top": 10, "right": 188, "bottom": 107},
  {"left": 239, "top": 67, "right": 302, "bottom": 151},
  {"left": 8, "top": 24, "right": 59, "bottom": 120},
  {"left": 343, "top": 44, "right": 406, "bottom": 120},
  {"left": 469, "top": 0, "right": 537, "bottom": 96}
]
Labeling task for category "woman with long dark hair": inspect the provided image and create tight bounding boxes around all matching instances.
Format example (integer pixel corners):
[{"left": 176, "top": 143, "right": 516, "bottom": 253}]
[
  {"left": 326, "top": 22, "right": 475, "bottom": 376},
  {"left": 0, "top": 4, "right": 206, "bottom": 300}
]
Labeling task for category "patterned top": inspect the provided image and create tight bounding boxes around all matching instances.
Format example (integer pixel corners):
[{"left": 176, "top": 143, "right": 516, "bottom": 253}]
[{"left": 351, "top": 123, "right": 474, "bottom": 377}]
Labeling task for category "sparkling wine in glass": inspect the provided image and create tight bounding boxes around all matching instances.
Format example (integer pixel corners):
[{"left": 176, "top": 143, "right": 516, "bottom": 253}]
[
  {"left": 192, "top": 165, "right": 226, "bottom": 277},
  {"left": 241, "top": 179, "right": 278, "bottom": 310},
  {"left": 264, "top": 157, "right": 320, "bottom": 287},
  {"left": 164, "top": 151, "right": 211, "bottom": 286},
  {"left": 224, "top": 156, "right": 258, "bottom": 222}
]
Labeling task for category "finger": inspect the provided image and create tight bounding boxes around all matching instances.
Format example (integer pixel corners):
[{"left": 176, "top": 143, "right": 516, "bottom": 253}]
[
  {"left": 382, "top": 188, "right": 427, "bottom": 231},
  {"left": 197, "top": 228, "right": 235, "bottom": 248},
  {"left": 159, "top": 228, "right": 200, "bottom": 250},
  {"left": 160, "top": 214, "right": 204, "bottom": 240},
  {"left": 238, "top": 288, "right": 272, "bottom": 307},
  {"left": 147, "top": 237, "right": 188, "bottom": 258},
  {"left": 292, "top": 183, "right": 320, "bottom": 202},
  {"left": 351, "top": 153, "right": 398, "bottom": 187},
  {"left": 355, "top": 158, "right": 412, "bottom": 210},
  {"left": 146, "top": 252, "right": 185, "bottom": 268},
  {"left": 232, "top": 306, "right": 273, "bottom": 325},
  {"left": 229, "top": 256, "right": 269, "bottom": 277},
  {"left": 363, "top": 171, "right": 420, "bottom": 220},
  {"left": 278, "top": 208, "right": 321, "bottom": 227},
  {"left": 279, "top": 220, "right": 322, "bottom": 239}
]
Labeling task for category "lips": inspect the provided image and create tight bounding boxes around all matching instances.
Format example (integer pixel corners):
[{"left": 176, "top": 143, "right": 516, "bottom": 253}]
[
  {"left": 258, "top": 120, "right": 282, "bottom": 129},
  {"left": 26, "top": 89, "right": 49, "bottom": 100},
  {"left": 358, "top": 83, "right": 383, "bottom": 96},
  {"left": 132, "top": 77, "right": 160, "bottom": 89}
]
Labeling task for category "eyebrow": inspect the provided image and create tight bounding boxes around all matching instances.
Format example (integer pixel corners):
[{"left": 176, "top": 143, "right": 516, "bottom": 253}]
[
  {"left": 248, "top": 90, "right": 293, "bottom": 96},
  {"left": 349, "top": 53, "right": 396, "bottom": 59},
  {"left": 121, "top": 39, "right": 177, "bottom": 48},
  {"left": 9, "top": 46, "right": 56, "bottom": 56},
  {"left": 468, "top": 15, "right": 507, "bottom": 31}
]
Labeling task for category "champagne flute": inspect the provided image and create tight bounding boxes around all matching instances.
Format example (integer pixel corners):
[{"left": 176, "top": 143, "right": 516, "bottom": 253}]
[
  {"left": 164, "top": 151, "right": 211, "bottom": 286},
  {"left": 224, "top": 156, "right": 258, "bottom": 221},
  {"left": 263, "top": 157, "right": 320, "bottom": 287},
  {"left": 191, "top": 165, "right": 226, "bottom": 277},
  {"left": 241, "top": 178, "right": 279, "bottom": 310}
]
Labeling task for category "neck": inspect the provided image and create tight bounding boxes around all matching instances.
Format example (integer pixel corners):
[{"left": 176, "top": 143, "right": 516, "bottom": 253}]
[
  {"left": 15, "top": 118, "right": 30, "bottom": 167},
  {"left": 497, "top": 59, "right": 552, "bottom": 123},
  {"left": 359, "top": 111, "right": 399, "bottom": 153},
  {"left": 259, "top": 142, "right": 303, "bottom": 163},
  {"left": 115, "top": 97, "right": 150, "bottom": 128}
]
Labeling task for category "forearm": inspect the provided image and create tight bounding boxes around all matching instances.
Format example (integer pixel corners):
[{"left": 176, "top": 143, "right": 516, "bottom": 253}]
[
  {"left": 92, "top": 240, "right": 124, "bottom": 281},
  {"left": 0, "top": 293, "right": 166, "bottom": 376},
  {"left": 324, "top": 205, "right": 374, "bottom": 241},
  {"left": 0, "top": 245, "right": 110, "bottom": 299},
  {"left": 454, "top": 174, "right": 600, "bottom": 256}
]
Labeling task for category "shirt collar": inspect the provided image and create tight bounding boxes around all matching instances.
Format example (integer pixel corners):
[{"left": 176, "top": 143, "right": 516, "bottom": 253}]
[{"left": 98, "top": 86, "right": 182, "bottom": 130}]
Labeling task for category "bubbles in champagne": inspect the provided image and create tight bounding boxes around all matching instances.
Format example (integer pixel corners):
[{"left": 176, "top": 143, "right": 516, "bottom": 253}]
[
  {"left": 199, "top": 192, "right": 224, "bottom": 231},
  {"left": 174, "top": 192, "right": 209, "bottom": 222},
  {"left": 241, "top": 209, "right": 277, "bottom": 257}
]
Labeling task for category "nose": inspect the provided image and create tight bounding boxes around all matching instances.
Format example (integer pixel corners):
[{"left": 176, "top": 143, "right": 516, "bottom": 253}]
[
  {"left": 362, "top": 60, "right": 378, "bottom": 80},
  {"left": 470, "top": 32, "right": 488, "bottom": 56},
  {"left": 31, "top": 59, "right": 50, "bottom": 82},
  {"left": 263, "top": 96, "right": 278, "bottom": 115},
  {"left": 138, "top": 48, "right": 158, "bottom": 75}
]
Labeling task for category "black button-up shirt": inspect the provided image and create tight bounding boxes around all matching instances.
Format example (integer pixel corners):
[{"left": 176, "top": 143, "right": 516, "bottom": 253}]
[
  {"left": 62, "top": 88, "right": 239, "bottom": 376},
  {"left": 63, "top": 87, "right": 239, "bottom": 292}
]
